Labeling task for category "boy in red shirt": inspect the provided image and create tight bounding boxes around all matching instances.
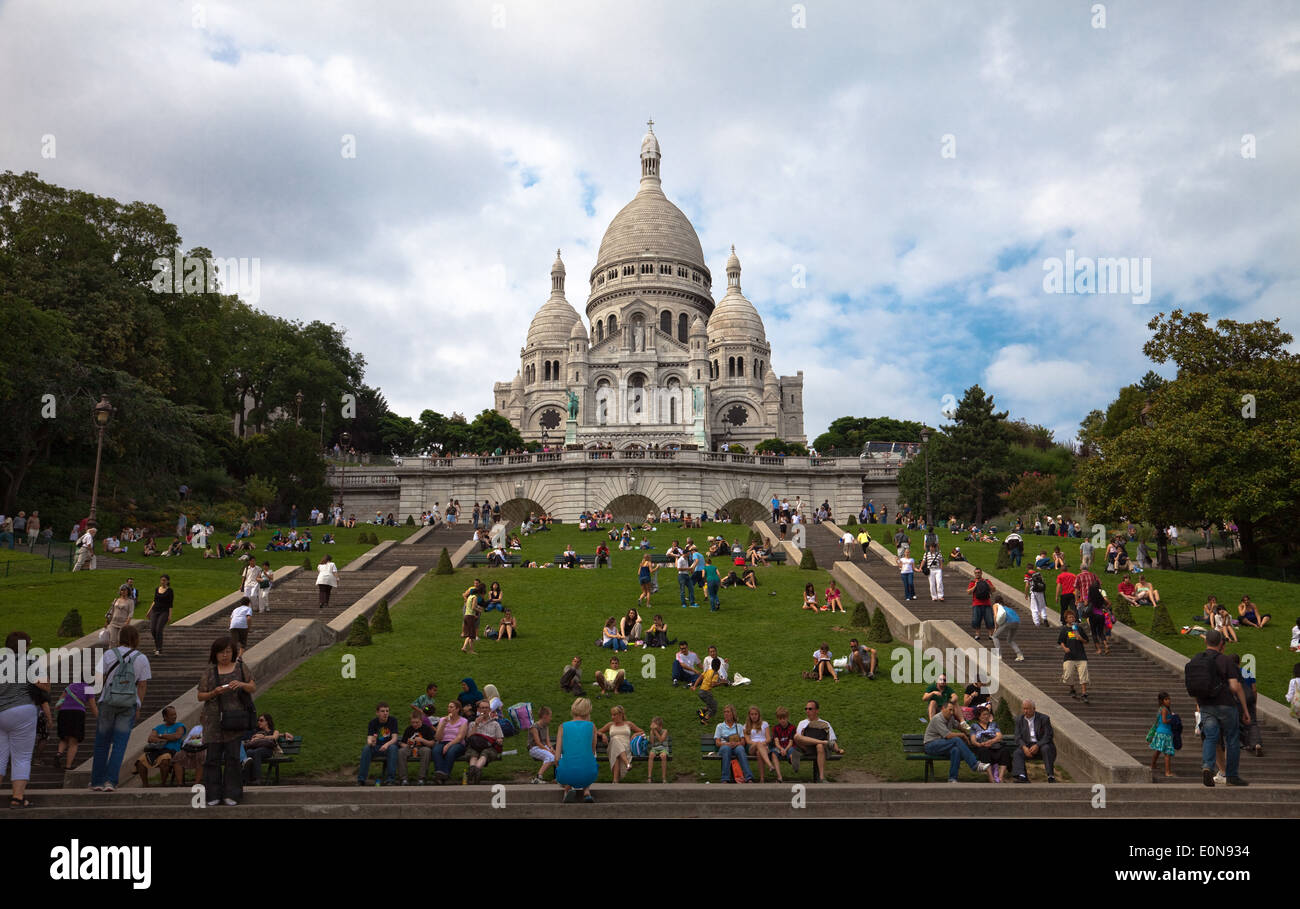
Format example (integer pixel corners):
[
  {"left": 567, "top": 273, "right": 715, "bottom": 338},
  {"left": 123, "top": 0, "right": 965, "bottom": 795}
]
[{"left": 1056, "top": 568, "right": 1078, "bottom": 621}]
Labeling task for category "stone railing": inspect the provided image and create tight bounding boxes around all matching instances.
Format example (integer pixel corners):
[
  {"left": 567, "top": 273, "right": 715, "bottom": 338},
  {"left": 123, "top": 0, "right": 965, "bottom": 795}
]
[{"left": 350, "top": 451, "right": 907, "bottom": 473}]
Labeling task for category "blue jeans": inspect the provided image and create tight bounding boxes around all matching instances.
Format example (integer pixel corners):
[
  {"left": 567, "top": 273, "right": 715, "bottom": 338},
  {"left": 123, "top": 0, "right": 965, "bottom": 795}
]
[
  {"left": 358, "top": 743, "right": 399, "bottom": 783},
  {"left": 602, "top": 638, "right": 627, "bottom": 651},
  {"left": 719, "top": 744, "right": 753, "bottom": 782},
  {"left": 1010, "top": 550, "right": 1022, "bottom": 567},
  {"left": 901, "top": 572, "right": 915, "bottom": 599},
  {"left": 1200, "top": 704, "right": 1241, "bottom": 779},
  {"left": 707, "top": 580, "right": 720, "bottom": 611},
  {"left": 433, "top": 741, "right": 465, "bottom": 775},
  {"left": 671, "top": 661, "right": 699, "bottom": 685},
  {"left": 971, "top": 605, "right": 994, "bottom": 630},
  {"left": 677, "top": 572, "right": 697, "bottom": 607},
  {"left": 90, "top": 703, "right": 136, "bottom": 787},
  {"left": 924, "top": 737, "right": 980, "bottom": 780}
]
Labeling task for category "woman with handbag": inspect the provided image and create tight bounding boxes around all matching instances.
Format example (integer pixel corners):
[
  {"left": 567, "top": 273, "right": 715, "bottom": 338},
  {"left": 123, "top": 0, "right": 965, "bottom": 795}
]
[
  {"left": 463, "top": 700, "right": 503, "bottom": 784},
  {"left": 0, "top": 631, "right": 47, "bottom": 808},
  {"left": 197, "top": 634, "right": 257, "bottom": 806},
  {"left": 256, "top": 561, "right": 274, "bottom": 614}
]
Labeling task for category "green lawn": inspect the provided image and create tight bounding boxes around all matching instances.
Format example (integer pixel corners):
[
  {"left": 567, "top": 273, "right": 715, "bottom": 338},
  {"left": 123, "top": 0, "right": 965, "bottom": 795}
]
[
  {"left": 257, "top": 562, "right": 994, "bottom": 785},
  {"left": 502, "top": 519, "right": 753, "bottom": 565},
  {"left": 0, "top": 523, "right": 416, "bottom": 649},
  {"left": 913, "top": 526, "right": 1299, "bottom": 699}
]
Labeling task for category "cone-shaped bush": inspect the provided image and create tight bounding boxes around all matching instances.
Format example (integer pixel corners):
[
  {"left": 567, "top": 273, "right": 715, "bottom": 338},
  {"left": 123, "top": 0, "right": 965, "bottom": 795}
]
[
  {"left": 1110, "top": 596, "right": 1132, "bottom": 626},
  {"left": 1150, "top": 602, "right": 1175, "bottom": 636},
  {"left": 845, "top": 514, "right": 857, "bottom": 526},
  {"left": 370, "top": 598, "right": 393, "bottom": 633},
  {"left": 850, "top": 601, "right": 872, "bottom": 627},
  {"left": 994, "top": 697, "right": 1016, "bottom": 733},
  {"left": 995, "top": 545, "right": 1011, "bottom": 570},
  {"left": 302, "top": 555, "right": 314, "bottom": 570},
  {"left": 799, "top": 549, "right": 818, "bottom": 570},
  {"left": 747, "top": 530, "right": 762, "bottom": 548},
  {"left": 346, "top": 616, "right": 372, "bottom": 646},
  {"left": 434, "top": 547, "right": 454, "bottom": 575},
  {"left": 866, "top": 606, "right": 894, "bottom": 644},
  {"left": 58, "top": 609, "right": 83, "bottom": 639},
  {"left": 406, "top": 514, "right": 415, "bottom": 526}
]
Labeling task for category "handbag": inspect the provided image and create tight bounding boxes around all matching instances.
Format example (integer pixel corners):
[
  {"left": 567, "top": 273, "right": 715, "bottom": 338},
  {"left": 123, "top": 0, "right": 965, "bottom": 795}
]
[{"left": 217, "top": 662, "right": 256, "bottom": 732}]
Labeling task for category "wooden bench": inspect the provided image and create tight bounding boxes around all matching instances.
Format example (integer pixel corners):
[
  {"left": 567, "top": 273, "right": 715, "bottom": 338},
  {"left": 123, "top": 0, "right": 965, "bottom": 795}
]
[
  {"left": 266, "top": 736, "right": 302, "bottom": 785},
  {"left": 551, "top": 554, "right": 613, "bottom": 568},
  {"left": 463, "top": 554, "right": 519, "bottom": 567},
  {"left": 593, "top": 739, "right": 670, "bottom": 764}
]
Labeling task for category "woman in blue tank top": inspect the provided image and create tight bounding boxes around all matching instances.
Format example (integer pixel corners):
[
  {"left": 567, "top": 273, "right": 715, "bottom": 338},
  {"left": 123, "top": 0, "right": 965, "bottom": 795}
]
[{"left": 555, "top": 697, "right": 598, "bottom": 803}]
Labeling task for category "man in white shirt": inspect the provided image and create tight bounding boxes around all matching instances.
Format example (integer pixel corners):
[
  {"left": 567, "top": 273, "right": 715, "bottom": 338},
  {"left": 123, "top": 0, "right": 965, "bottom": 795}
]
[
  {"left": 794, "top": 700, "right": 844, "bottom": 782},
  {"left": 671, "top": 642, "right": 701, "bottom": 686},
  {"left": 841, "top": 531, "right": 856, "bottom": 559},
  {"left": 229, "top": 596, "right": 254, "bottom": 650},
  {"left": 705, "top": 645, "right": 730, "bottom": 682},
  {"left": 73, "top": 526, "right": 98, "bottom": 571}
]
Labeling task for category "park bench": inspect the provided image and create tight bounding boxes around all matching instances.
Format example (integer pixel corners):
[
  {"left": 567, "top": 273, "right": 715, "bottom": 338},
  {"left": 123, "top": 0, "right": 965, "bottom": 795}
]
[
  {"left": 266, "top": 736, "right": 302, "bottom": 784},
  {"left": 593, "top": 740, "right": 671, "bottom": 764},
  {"left": 552, "top": 553, "right": 613, "bottom": 568},
  {"left": 463, "top": 553, "right": 519, "bottom": 567},
  {"left": 698, "top": 734, "right": 839, "bottom": 779}
]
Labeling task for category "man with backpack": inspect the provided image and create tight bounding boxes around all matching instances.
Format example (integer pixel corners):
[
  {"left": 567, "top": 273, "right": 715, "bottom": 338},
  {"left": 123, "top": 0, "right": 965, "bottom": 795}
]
[
  {"left": 1023, "top": 566, "right": 1049, "bottom": 625},
  {"left": 90, "top": 624, "right": 152, "bottom": 791},
  {"left": 1185, "top": 630, "right": 1251, "bottom": 787},
  {"left": 967, "top": 569, "right": 995, "bottom": 641}
]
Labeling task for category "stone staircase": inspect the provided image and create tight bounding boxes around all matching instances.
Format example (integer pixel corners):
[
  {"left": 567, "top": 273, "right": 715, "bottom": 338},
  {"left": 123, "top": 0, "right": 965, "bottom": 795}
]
[
  {"left": 799, "top": 522, "right": 1300, "bottom": 786},
  {"left": 7, "top": 782, "right": 1299, "bottom": 819},
  {"left": 28, "top": 526, "right": 475, "bottom": 791}
]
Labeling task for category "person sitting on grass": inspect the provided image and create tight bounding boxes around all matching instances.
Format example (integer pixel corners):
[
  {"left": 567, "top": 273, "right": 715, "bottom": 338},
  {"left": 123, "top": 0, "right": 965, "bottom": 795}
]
[
  {"left": 825, "top": 583, "right": 845, "bottom": 613},
  {"left": 645, "top": 615, "right": 671, "bottom": 649},
  {"left": 560, "top": 657, "right": 584, "bottom": 695},
  {"left": 1237, "top": 596, "right": 1271, "bottom": 629},
  {"left": 620, "top": 609, "right": 642, "bottom": 645},
  {"left": 847, "top": 638, "right": 877, "bottom": 679},
  {"left": 595, "top": 656, "right": 631, "bottom": 697},
  {"left": 1214, "top": 607, "right": 1239, "bottom": 644},
  {"left": 1118, "top": 574, "right": 1139, "bottom": 608},
  {"left": 802, "top": 583, "right": 820, "bottom": 613},
  {"left": 496, "top": 609, "right": 517, "bottom": 641},
  {"left": 601, "top": 617, "right": 628, "bottom": 651},
  {"left": 1133, "top": 577, "right": 1160, "bottom": 609},
  {"left": 806, "top": 642, "right": 839, "bottom": 682}
]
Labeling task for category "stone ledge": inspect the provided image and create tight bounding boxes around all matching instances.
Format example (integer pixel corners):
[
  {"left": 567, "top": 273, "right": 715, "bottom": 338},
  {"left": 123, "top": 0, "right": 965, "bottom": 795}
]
[{"left": 343, "top": 540, "right": 396, "bottom": 572}]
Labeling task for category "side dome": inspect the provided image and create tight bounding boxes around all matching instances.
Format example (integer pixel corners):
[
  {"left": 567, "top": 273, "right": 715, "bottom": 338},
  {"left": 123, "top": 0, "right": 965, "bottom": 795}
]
[
  {"left": 526, "top": 250, "right": 580, "bottom": 348},
  {"left": 707, "top": 246, "right": 766, "bottom": 344},
  {"left": 569, "top": 319, "right": 588, "bottom": 341}
]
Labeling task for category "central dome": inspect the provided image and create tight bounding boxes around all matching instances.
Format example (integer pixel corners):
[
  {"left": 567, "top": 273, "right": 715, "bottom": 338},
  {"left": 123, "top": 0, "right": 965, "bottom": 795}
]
[
  {"left": 593, "top": 122, "right": 709, "bottom": 277},
  {"left": 596, "top": 187, "right": 707, "bottom": 270}
]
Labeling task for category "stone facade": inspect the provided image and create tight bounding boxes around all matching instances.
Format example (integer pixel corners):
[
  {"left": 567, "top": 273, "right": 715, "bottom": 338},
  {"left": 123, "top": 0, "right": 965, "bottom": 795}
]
[
  {"left": 493, "top": 122, "right": 805, "bottom": 451},
  {"left": 329, "top": 452, "right": 903, "bottom": 524}
]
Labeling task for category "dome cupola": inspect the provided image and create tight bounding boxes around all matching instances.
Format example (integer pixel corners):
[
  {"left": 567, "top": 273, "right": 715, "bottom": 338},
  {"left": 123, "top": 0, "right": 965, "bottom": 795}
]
[
  {"left": 707, "top": 245, "right": 766, "bottom": 345},
  {"left": 526, "top": 250, "right": 580, "bottom": 349}
]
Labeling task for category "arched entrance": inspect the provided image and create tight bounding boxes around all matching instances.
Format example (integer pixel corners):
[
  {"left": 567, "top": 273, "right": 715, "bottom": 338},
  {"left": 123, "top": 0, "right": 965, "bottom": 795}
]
[
  {"left": 606, "top": 494, "right": 659, "bottom": 523},
  {"left": 498, "top": 498, "right": 548, "bottom": 525},
  {"left": 719, "top": 498, "right": 768, "bottom": 523}
]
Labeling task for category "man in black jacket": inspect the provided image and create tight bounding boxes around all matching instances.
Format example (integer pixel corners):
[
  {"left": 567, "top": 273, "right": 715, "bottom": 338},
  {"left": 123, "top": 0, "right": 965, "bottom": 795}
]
[{"left": 1012, "top": 699, "right": 1057, "bottom": 782}]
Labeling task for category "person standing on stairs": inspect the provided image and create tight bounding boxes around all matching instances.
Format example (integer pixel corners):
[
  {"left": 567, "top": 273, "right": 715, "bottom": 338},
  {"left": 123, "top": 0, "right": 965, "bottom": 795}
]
[{"left": 316, "top": 554, "right": 339, "bottom": 608}]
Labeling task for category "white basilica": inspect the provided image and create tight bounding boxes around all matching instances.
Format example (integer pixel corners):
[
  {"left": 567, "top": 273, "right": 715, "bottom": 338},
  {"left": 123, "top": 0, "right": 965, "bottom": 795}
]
[{"left": 493, "top": 123, "right": 805, "bottom": 450}]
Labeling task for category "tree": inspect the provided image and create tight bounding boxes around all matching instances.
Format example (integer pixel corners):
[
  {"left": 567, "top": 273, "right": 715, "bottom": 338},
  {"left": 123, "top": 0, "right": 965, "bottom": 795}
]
[
  {"left": 754, "top": 438, "right": 808, "bottom": 456},
  {"left": 1002, "top": 472, "right": 1062, "bottom": 517},
  {"left": 813, "top": 415, "right": 924, "bottom": 453},
  {"left": 1077, "top": 310, "right": 1300, "bottom": 573}
]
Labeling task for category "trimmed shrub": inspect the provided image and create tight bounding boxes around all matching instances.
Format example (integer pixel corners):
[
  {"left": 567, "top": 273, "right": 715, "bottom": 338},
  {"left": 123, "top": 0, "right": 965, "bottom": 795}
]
[
  {"left": 58, "top": 609, "right": 83, "bottom": 639},
  {"left": 866, "top": 606, "right": 894, "bottom": 644},
  {"left": 302, "top": 555, "right": 313, "bottom": 570},
  {"left": 405, "top": 514, "right": 415, "bottom": 526},
  {"left": 346, "top": 616, "right": 372, "bottom": 646},
  {"left": 994, "top": 697, "right": 1016, "bottom": 734},
  {"left": 370, "top": 598, "right": 393, "bottom": 633},
  {"left": 799, "top": 549, "right": 818, "bottom": 570},
  {"left": 994, "top": 544, "right": 1011, "bottom": 570},
  {"left": 850, "top": 601, "right": 872, "bottom": 627},
  {"left": 1150, "top": 603, "right": 1175, "bottom": 636},
  {"left": 747, "top": 530, "right": 763, "bottom": 548},
  {"left": 845, "top": 514, "right": 857, "bottom": 526},
  {"left": 1110, "top": 596, "right": 1132, "bottom": 626},
  {"left": 435, "top": 547, "right": 455, "bottom": 575}
]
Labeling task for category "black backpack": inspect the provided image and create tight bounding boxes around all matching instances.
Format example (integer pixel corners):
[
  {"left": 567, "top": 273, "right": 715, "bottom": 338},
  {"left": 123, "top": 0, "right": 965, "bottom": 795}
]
[
  {"left": 1029, "top": 572, "right": 1046, "bottom": 593},
  {"left": 973, "top": 579, "right": 991, "bottom": 600},
  {"left": 1184, "top": 651, "right": 1225, "bottom": 701}
]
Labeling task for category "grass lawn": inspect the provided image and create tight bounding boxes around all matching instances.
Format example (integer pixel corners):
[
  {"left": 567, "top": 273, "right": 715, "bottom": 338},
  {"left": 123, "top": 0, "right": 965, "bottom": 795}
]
[
  {"left": 500, "top": 519, "right": 757, "bottom": 566},
  {"left": 906, "top": 526, "right": 1300, "bottom": 699},
  {"left": 0, "top": 523, "right": 416, "bottom": 649},
  {"left": 257, "top": 562, "right": 995, "bottom": 785}
]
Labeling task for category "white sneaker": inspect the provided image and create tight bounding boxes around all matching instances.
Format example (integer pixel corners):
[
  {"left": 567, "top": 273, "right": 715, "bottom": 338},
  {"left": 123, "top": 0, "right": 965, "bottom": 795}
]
[
  {"left": 1213, "top": 772, "right": 1226, "bottom": 783},
  {"left": 207, "top": 799, "right": 220, "bottom": 806},
  {"left": 1014, "top": 655, "right": 1025, "bottom": 662},
  {"left": 975, "top": 761, "right": 990, "bottom": 772},
  {"left": 222, "top": 798, "right": 238, "bottom": 806}
]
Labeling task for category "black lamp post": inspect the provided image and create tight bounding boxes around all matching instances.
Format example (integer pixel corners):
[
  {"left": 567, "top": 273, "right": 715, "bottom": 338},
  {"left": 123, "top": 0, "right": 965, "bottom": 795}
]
[
  {"left": 719, "top": 414, "right": 731, "bottom": 452},
  {"left": 89, "top": 395, "right": 114, "bottom": 522},
  {"left": 920, "top": 426, "right": 933, "bottom": 530},
  {"left": 295, "top": 390, "right": 304, "bottom": 425},
  {"left": 319, "top": 400, "right": 327, "bottom": 450}
]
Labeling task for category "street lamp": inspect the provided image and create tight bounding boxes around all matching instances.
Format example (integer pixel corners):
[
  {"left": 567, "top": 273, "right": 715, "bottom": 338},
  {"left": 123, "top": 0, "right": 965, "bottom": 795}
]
[
  {"left": 320, "top": 400, "right": 327, "bottom": 451},
  {"left": 719, "top": 414, "right": 732, "bottom": 452},
  {"left": 541, "top": 430, "right": 549, "bottom": 451},
  {"left": 920, "top": 426, "right": 933, "bottom": 531},
  {"left": 295, "top": 390, "right": 304, "bottom": 425},
  {"left": 89, "top": 395, "right": 114, "bottom": 523}
]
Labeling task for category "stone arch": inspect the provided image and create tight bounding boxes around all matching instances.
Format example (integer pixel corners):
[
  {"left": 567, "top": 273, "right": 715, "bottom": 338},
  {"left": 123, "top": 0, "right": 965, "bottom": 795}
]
[
  {"left": 606, "top": 494, "right": 659, "bottom": 523},
  {"left": 719, "top": 498, "right": 768, "bottom": 523},
  {"left": 498, "top": 497, "right": 548, "bottom": 525}
]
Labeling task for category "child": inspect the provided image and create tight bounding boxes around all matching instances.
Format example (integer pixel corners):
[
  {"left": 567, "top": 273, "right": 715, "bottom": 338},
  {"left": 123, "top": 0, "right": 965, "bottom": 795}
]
[
  {"left": 54, "top": 680, "right": 98, "bottom": 771},
  {"left": 1148, "top": 692, "right": 1176, "bottom": 779},
  {"left": 647, "top": 716, "right": 671, "bottom": 784},
  {"left": 825, "top": 583, "right": 845, "bottom": 613},
  {"left": 1289, "top": 618, "right": 1300, "bottom": 653},
  {"left": 692, "top": 657, "right": 725, "bottom": 722},
  {"left": 768, "top": 707, "right": 796, "bottom": 781},
  {"left": 802, "top": 583, "right": 820, "bottom": 613},
  {"left": 528, "top": 707, "right": 555, "bottom": 783}
]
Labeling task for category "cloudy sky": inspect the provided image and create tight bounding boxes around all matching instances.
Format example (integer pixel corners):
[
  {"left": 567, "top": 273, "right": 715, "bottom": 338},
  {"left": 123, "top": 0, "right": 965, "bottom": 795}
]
[{"left": 3, "top": 0, "right": 1297, "bottom": 443}]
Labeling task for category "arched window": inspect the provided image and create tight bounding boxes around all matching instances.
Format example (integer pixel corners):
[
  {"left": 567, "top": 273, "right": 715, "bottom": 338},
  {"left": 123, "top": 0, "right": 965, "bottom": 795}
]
[
  {"left": 595, "top": 320, "right": 603, "bottom": 344},
  {"left": 737, "top": 357, "right": 745, "bottom": 377},
  {"left": 728, "top": 357, "right": 735, "bottom": 378},
  {"left": 608, "top": 313, "right": 618, "bottom": 336},
  {"left": 660, "top": 311, "right": 672, "bottom": 335},
  {"left": 553, "top": 360, "right": 560, "bottom": 379},
  {"left": 713, "top": 359, "right": 719, "bottom": 379},
  {"left": 757, "top": 360, "right": 764, "bottom": 379},
  {"left": 544, "top": 361, "right": 551, "bottom": 382},
  {"left": 678, "top": 313, "right": 688, "bottom": 342},
  {"left": 596, "top": 378, "right": 611, "bottom": 424}
]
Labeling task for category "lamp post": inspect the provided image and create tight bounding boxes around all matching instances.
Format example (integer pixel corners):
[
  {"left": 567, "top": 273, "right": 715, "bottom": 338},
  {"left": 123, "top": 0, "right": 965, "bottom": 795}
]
[
  {"left": 338, "top": 431, "right": 351, "bottom": 511},
  {"left": 88, "top": 395, "right": 114, "bottom": 523},
  {"left": 920, "top": 426, "right": 933, "bottom": 531},
  {"left": 320, "top": 400, "right": 327, "bottom": 451},
  {"left": 540, "top": 430, "right": 549, "bottom": 452},
  {"left": 719, "top": 414, "right": 732, "bottom": 452},
  {"left": 295, "top": 390, "right": 304, "bottom": 425}
]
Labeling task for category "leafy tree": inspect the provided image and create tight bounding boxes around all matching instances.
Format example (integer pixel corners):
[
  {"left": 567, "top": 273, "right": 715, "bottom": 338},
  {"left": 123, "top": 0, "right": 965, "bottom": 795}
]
[
  {"left": 1077, "top": 310, "right": 1300, "bottom": 573},
  {"left": 1002, "top": 472, "right": 1062, "bottom": 517},
  {"left": 813, "top": 415, "right": 924, "bottom": 453},
  {"left": 754, "top": 438, "right": 808, "bottom": 456}
]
